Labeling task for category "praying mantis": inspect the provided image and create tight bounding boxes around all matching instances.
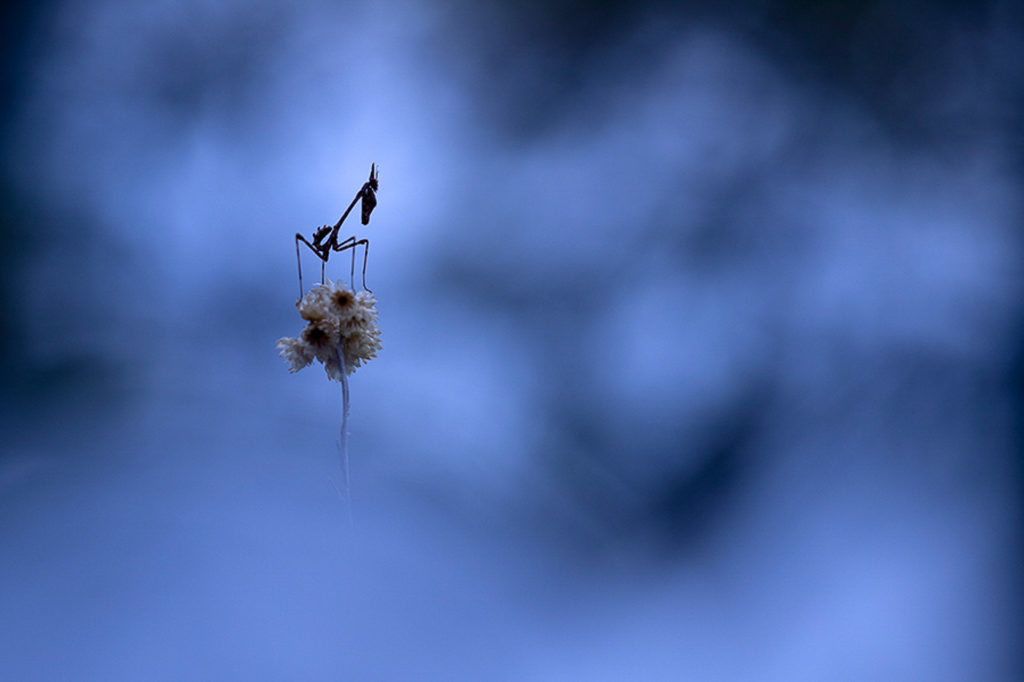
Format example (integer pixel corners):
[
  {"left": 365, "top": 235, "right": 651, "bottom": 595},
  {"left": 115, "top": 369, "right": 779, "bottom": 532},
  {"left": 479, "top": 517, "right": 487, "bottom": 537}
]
[{"left": 294, "top": 163, "right": 378, "bottom": 298}]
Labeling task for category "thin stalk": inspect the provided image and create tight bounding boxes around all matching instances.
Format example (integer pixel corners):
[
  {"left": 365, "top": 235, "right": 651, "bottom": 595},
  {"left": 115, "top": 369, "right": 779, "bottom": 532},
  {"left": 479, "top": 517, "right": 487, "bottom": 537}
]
[{"left": 337, "top": 344, "right": 352, "bottom": 525}]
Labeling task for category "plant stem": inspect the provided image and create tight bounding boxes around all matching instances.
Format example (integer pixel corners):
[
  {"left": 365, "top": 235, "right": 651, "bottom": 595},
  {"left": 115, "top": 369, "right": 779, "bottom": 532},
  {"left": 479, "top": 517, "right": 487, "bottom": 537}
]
[{"left": 337, "top": 344, "right": 352, "bottom": 525}]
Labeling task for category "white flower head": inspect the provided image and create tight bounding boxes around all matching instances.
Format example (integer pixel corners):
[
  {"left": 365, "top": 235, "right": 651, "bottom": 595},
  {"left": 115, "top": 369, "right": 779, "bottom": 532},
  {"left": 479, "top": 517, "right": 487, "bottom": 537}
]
[
  {"left": 277, "top": 279, "right": 382, "bottom": 380},
  {"left": 276, "top": 337, "right": 314, "bottom": 373}
]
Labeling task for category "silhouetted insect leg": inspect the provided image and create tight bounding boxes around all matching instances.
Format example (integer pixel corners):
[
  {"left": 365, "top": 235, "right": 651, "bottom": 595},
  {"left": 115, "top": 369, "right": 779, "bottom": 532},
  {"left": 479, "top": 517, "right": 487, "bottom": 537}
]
[
  {"left": 349, "top": 240, "right": 357, "bottom": 290},
  {"left": 295, "top": 233, "right": 329, "bottom": 300},
  {"left": 332, "top": 236, "right": 372, "bottom": 291}
]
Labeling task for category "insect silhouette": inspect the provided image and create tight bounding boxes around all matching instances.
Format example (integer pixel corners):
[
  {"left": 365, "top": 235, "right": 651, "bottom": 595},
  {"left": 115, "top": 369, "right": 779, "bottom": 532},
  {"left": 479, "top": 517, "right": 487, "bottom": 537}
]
[{"left": 295, "top": 163, "right": 379, "bottom": 298}]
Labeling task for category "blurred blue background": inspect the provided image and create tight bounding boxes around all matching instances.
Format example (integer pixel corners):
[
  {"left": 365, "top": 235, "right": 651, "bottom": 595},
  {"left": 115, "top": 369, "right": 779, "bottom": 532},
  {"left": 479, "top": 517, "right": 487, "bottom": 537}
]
[{"left": 1, "top": 0, "right": 1022, "bottom": 679}]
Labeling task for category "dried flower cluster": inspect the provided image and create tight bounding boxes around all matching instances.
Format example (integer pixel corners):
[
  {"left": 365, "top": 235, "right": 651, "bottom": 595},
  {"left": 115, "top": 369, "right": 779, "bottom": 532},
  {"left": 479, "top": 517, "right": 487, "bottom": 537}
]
[{"left": 277, "top": 279, "right": 382, "bottom": 380}]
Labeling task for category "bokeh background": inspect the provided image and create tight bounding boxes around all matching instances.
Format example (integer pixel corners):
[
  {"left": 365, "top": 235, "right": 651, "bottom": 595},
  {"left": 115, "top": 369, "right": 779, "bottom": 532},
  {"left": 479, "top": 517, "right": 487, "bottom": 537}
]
[{"left": 2, "top": 0, "right": 1022, "bottom": 679}]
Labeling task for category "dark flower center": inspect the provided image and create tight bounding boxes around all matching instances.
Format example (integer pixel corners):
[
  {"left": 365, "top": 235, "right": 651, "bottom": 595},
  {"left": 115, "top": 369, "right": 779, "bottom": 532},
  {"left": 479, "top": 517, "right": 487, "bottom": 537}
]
[
  {"left": 303, "top": 325, "right": 329, "bottom": 346},
  {"left": 333, "top": 290, "right": 354, "bottom": 308}
]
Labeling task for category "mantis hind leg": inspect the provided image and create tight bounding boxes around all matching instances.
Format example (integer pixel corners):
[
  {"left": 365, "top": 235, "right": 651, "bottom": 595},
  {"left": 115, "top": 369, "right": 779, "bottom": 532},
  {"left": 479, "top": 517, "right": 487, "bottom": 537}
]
[{"left": 332, "top": 237, "right": 371, "bottom": 292}]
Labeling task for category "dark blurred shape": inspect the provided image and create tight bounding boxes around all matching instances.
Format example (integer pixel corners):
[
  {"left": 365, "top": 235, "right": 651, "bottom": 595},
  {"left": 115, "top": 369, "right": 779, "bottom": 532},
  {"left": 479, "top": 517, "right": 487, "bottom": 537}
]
[
  {"left": 0, "top": 2, "right": 54, "bottom": 114},
  {"left": 0, "top": 2, "right": 52, "bottom": 403}
]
